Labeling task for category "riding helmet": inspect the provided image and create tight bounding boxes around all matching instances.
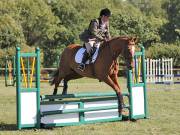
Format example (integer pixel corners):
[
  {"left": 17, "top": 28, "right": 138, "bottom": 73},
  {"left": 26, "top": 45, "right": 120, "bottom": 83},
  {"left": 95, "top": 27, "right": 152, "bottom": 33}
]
[{"left": 100, "top": 8, "right": 111, "bottom": 17}]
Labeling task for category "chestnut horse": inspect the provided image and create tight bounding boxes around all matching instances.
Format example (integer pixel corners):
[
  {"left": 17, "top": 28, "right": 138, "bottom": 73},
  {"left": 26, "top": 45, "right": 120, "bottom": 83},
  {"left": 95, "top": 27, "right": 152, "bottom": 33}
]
[{"left": 51, "top": 36, "right": 136, "bottom": 114}]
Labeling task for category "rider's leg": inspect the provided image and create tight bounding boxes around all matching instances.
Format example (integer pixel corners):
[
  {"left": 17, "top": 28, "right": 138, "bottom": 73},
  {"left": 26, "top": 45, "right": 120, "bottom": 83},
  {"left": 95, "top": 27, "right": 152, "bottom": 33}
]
[
  {"left": 86, "top": 42, "right": 94, "bottom": 61},
  {"left": 85, "top": 41, "right": 94, "bottom": 55},
  {"left": 85, "top": 41, "right": 96, "bottom": 61},
  {"left": 78, "top": 41, "right": 94, "bottom": 71},
  {"left": 90, "top": 41, "right": 100, "bottom": 60},
  {"left": 77, "top": 51, "right": 88, "bottom": 71},
  {"left": 91, "top": 46, "right": 97, "bottom": 56}
]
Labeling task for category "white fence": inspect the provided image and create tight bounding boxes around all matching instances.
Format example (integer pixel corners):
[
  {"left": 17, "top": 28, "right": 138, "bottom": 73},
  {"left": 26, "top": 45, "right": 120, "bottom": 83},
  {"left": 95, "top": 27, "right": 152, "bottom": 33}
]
[{"left": 145, "top": 58, "right": 173, "bottom": 83}]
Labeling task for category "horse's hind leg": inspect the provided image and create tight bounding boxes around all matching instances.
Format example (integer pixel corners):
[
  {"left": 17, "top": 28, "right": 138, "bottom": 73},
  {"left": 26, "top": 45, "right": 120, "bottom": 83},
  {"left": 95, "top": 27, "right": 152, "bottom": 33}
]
[
  {"left": 61, "top": 72, "right": 83, "bottom": 95},
  {"left": 52, "top": 68, "right": 71, "bottom": 95},
  {"left": 62, "top": 79, "right": 68, "bottom": 95},
  {"left": 53, "top": 76, "right": 63, "bottom": 95}
]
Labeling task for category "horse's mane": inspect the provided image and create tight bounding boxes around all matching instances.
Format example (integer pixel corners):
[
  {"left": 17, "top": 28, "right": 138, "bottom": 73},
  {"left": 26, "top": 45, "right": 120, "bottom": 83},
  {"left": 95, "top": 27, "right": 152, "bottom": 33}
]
[{"left": 100, "top": 36, "right": 129, "bottom": 51}]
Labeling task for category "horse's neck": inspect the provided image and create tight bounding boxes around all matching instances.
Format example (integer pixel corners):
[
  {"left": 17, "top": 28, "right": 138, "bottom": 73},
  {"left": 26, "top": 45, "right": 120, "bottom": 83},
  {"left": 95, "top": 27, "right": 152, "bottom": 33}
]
[
  {"left": 100, "top": 38, "right": 127, "bottom": 59},
  {"left": 98, "top": 42, "right": 117, "bottom": 64},
  {"left": 102, "top": 41, "right": 124, "bottom": 59}
]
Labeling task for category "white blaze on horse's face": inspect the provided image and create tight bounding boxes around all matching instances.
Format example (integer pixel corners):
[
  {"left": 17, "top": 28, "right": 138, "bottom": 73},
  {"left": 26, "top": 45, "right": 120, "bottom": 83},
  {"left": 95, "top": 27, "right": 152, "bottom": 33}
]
[
  {"left": 128, "top": 38, "right": 136, "bottom": 57},
  {"left": 127, "top": 38, "right": 137, "bottom": 69},
  {"left": 132, "top": 45, "right": 135, "bottom": 57}
]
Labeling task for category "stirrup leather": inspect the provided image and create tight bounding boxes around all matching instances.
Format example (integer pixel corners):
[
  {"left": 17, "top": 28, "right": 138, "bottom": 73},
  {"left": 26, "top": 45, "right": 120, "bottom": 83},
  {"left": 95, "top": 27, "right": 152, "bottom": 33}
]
[{"left": 77, "top": 63, "right": 85, "bottom": 71}]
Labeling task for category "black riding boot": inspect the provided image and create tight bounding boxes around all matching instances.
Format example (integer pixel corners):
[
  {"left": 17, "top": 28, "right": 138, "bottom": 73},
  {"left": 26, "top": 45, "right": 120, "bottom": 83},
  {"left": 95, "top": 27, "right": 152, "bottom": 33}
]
[
  {"left": 91, "top": 46, "right": 97, "bottom": 56},
  {"left": 78, "top": 51, "right": 89, "bottom": 71},
  {"left": 89, "top": 46, "right": 97, "bottom": 62}
]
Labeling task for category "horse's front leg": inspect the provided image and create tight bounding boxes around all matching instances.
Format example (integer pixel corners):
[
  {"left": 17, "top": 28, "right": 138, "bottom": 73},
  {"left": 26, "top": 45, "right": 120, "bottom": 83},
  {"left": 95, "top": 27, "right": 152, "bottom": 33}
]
[
  {"left": 110, "top": 73, "right": 121, "bottom": 90},
  {"left": 110, "top": 74, "right": 126, "bottom": 114},
  {"left": 103, "top": 76, "right": 124, "bottom": 114}
]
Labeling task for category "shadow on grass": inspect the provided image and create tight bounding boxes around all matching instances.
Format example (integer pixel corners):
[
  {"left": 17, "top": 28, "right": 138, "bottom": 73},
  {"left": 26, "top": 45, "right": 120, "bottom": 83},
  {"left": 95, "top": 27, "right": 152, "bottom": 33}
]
[
  {"left": 0, "top": 123, "right": 17, "bottom": 131},
  {"left": 0, "top": 123, "right": 56, "bottom": 131}
]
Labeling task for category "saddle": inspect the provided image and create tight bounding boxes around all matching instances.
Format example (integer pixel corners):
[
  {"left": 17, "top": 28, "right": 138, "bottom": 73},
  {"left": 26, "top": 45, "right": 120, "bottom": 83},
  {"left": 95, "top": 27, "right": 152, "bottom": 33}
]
[{"left": 75, "top": 47, "right": 99, "bottom": 64}]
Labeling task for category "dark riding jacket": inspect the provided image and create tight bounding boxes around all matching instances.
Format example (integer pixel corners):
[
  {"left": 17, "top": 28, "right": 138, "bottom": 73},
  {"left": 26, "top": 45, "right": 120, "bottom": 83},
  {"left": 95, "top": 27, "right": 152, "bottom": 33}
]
[{"left": 79, "top": 18, "right": 110, "bottom": 42}]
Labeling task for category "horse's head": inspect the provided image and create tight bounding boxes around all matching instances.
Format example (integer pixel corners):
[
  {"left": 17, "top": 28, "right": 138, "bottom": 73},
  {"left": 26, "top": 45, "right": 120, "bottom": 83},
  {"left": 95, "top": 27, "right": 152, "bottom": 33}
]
[
  {"left": 123, "top": 37, "right": 137, "bottom": 69},
  {"left": 101, "top": 36, "right": 137, "bottom": 69}
]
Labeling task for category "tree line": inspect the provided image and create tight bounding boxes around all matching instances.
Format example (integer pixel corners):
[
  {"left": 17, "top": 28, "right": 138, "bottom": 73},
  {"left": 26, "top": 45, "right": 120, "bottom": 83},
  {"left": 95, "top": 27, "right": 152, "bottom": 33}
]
[{"left": 0, "top": 0, "right": 179, "bottom": 67}]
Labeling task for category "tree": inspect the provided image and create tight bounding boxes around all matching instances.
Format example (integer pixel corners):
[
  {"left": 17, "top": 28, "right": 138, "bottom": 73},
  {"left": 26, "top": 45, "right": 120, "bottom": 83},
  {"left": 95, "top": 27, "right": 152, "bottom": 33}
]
[
  {"left": 0, "top": 14, "right": 27, "bottom": 66},
  {"left": 111, "top": 13, "right": 160, "bottom": 47},
  {"left": 161, "top": 0, "right": 180, "bottom": 43},
  {"left": 146, "top": 43, "right": 180, "bottom": 67},
  {"left": 0, "top": 0, "right": 67, "bottom": 67},
  {"left": 0, "top": 0, "right": 178, "bottom": 67},
  {"left": 0, "top": 14, "right": 25, "bottom": 49},
  {"left": 46, "top": 0, "right": 86, "bottom": 44}
]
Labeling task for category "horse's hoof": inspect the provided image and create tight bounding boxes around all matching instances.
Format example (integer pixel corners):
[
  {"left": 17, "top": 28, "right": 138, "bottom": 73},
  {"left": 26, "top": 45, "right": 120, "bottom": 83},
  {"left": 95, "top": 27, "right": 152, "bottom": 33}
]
[
  {"left": 119, "top": 109, "right": 128, "bottom": 116},
  {"left": 131, "top": 119, "right": 137, "bottom": 122},
  {"left": 123, "top": 111, "right": 129, "bottom": 116}
]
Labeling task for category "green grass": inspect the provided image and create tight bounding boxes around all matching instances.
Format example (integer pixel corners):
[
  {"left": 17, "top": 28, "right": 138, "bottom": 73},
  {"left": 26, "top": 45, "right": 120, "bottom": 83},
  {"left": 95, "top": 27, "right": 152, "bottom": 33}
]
[{"left": 0, "top": 77, "right": 180, "bottom": 135}]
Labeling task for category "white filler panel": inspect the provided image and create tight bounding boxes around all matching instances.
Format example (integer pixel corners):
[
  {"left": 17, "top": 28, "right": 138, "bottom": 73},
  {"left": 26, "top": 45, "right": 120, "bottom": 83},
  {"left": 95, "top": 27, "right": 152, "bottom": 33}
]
[
  {"left": 132, "top": 86, "right": 145, "bottom": 116},
  {"left": 84, "top": 100, "right": 119, "bottom": 121},
  {"left": 41, "top": 104, "right": 79, "bottom": 124},
  {"left": 21, "top": 92, "right": 37, "bottom": 125}
]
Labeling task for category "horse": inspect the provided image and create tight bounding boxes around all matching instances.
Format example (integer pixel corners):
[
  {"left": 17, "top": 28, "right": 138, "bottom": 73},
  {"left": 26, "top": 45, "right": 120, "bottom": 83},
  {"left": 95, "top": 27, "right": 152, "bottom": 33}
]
[{"left": 51, "top": 36, "right": 137, "bottom": 114}]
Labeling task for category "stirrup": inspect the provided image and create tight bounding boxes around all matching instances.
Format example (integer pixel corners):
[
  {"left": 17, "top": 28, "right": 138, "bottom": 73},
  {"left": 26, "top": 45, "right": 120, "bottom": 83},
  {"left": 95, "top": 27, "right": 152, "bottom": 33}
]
[{"left": 77, "top": 63, "right": 85, "bottom": 71}]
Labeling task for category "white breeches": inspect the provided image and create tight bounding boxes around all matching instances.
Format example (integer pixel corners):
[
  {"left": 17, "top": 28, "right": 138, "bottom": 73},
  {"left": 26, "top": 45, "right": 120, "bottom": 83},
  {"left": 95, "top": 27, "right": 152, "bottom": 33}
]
[{"left": 85, "top": 41, "right": 100, "bottom": 54}]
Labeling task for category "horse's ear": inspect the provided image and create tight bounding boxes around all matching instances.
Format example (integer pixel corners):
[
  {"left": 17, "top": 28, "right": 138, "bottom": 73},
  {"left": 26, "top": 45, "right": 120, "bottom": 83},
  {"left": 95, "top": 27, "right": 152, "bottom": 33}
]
[
  {"left": 133, "top": 37, "right": 138, "bottom": 44},
  {"left": 129, "top": 37, "right": 138, "bottom": 44}
]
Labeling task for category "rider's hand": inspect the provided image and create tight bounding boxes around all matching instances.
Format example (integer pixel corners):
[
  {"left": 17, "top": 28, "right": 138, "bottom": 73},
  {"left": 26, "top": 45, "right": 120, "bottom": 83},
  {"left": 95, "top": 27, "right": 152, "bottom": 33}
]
[{"left": 103, "top": 38, "right": 109, "bottom": 42}]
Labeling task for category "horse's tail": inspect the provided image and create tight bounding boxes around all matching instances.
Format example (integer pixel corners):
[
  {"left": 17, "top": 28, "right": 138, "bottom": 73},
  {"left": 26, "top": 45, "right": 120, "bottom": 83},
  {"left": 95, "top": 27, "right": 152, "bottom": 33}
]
[{"left": 50, "top": 69, "right": 59, "bottom": 86}]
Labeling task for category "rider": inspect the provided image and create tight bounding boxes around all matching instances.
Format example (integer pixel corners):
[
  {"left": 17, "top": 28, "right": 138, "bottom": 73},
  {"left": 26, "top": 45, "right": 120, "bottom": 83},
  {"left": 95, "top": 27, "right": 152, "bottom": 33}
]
[{"left": 78, "top": 8, "right": 111, "bottom": 71}]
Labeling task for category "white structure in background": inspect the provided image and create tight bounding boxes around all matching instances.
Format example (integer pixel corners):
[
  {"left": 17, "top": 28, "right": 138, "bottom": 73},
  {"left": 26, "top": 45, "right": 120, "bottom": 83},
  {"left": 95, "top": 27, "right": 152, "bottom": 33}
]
[{"left": 145, "top": 58, "right": 173, "bottom": 83}]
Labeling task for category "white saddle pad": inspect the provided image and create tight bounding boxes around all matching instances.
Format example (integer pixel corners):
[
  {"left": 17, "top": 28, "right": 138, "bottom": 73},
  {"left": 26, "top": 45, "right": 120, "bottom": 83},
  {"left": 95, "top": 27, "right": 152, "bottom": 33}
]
[{"left": 75, "top": 48, "right": 99, "bottom": 64}]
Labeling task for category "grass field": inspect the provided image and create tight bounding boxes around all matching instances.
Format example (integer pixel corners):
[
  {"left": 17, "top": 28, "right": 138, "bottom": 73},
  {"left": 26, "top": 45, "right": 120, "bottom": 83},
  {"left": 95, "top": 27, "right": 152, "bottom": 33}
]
[{"left": 0, "top": 77, "right": 180, "bottom": 135}]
